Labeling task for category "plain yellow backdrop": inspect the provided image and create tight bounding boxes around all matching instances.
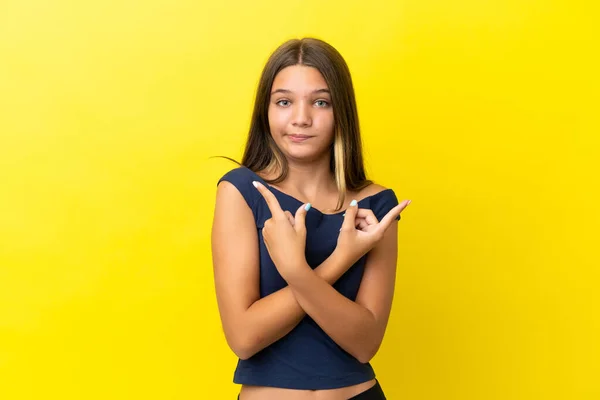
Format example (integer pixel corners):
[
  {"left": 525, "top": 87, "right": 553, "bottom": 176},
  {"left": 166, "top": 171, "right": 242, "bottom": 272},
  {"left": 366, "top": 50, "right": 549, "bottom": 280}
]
[{"left": 1, "top": 0, "right": 598, "bottom": 399}]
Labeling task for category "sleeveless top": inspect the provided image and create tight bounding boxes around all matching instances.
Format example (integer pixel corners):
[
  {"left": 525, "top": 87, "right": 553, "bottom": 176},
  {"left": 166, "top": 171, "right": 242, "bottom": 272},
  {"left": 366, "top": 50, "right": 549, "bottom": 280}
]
[{"left": 217, "top": 166, "right": 400, "bottom": 390}]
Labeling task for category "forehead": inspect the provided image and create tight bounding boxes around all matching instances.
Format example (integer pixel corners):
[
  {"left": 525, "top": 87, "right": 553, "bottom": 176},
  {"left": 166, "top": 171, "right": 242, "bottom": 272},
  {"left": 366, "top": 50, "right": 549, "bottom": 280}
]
[{"left": 271, "top": 65, "right": 329, "bottom": 92}]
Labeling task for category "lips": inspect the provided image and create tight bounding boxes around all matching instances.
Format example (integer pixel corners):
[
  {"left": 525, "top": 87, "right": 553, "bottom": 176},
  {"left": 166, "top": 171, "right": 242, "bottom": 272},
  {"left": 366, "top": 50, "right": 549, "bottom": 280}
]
[{"left": 287, "top": 134, "right": 313, "bottom": 143}]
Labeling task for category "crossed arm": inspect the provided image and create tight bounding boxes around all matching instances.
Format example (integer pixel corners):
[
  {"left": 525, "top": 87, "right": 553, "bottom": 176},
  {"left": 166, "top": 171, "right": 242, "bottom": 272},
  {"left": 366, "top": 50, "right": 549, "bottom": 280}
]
[{"left": 211, "top": 181, "right": 399, "bottom": 362}]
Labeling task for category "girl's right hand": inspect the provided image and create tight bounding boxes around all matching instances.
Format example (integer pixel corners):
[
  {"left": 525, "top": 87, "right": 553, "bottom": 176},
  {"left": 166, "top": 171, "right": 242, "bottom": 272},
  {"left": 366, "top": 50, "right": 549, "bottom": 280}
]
[{"left": 335, "top": 199, "right": 411, "bottom": 265}]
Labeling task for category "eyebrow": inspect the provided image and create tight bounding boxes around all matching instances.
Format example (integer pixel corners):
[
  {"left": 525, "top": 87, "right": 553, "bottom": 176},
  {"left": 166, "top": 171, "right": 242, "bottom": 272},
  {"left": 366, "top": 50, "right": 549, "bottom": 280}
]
[{"left": 270, "top": 88, "right": 331, "bottom": 95}]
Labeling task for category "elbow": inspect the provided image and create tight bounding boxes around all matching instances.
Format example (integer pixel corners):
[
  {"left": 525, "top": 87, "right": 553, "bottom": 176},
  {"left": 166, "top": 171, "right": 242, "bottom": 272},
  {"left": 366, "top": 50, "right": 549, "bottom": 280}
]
[
  {"left": 229, "top": 342, "right": 254, "bottom": 361},
  {"left": 355, "top": 341, "right": 382, "bottom": 364},
  {"left": 356, "top": 351, "right": 375, "bottom": 364},
  {"left": 222, "top": 316, "right": 262, "bottom": 360},
  {"left": 355, "top": 320, "right": 385, "bottom": 363},
  {"left": 233, "top": 348, "right": 254, "bottom": 361},
  {"left": 226, "top": 334, "right": 258, "bottom": 361}
]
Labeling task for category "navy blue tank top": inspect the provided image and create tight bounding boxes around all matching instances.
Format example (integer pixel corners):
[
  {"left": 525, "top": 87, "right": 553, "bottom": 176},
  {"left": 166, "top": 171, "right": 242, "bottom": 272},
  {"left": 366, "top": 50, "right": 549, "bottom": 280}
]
[{"left": 217, "top": 166, "right": 400, "bottom": 390}]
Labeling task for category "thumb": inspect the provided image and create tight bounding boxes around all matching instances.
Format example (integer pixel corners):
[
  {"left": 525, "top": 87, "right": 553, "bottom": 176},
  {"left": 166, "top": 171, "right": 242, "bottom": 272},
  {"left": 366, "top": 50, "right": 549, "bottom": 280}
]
[
  {"left": 341, "top": 199, "right": 359, "bottom": 231},
  {"left": 294, "top": 202, "right": 310, "bottom": 233}
]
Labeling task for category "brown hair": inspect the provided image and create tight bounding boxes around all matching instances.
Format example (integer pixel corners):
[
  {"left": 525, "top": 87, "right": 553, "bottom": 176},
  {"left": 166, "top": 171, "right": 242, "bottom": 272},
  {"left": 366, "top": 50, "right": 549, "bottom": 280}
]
[{"left": 230, "top": 37, "right": 371, "bottom": 210}]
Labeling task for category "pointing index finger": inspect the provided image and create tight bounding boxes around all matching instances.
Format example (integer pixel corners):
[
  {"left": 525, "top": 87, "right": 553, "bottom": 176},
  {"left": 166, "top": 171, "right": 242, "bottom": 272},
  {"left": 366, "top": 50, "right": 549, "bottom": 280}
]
[
  {"left": 252, "top": 181, "right": 285, "bottom": 219},
  {"left": 378, "top": 201, "right": 410, "bottom": 230}
]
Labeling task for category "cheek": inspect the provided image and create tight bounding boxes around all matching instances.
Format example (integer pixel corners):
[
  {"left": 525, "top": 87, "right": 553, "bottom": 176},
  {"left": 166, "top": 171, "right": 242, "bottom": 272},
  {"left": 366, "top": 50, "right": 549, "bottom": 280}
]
[
  {"left": 268, "top": 107, "right": 287, "bottom": 132},
  {"left": 316, "top": 112, "right": 335, "bottom": 138}
]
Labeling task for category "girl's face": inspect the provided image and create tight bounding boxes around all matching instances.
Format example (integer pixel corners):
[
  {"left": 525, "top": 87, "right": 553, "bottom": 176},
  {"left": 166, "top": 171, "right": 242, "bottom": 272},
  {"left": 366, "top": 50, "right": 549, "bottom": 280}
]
[{"left": 268, "top": 65, "right": 335, "bottom": 163}]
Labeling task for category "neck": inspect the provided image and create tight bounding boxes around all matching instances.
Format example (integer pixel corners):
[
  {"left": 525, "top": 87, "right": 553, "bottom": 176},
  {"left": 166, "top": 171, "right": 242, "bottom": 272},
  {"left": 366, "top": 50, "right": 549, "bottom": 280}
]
[{"left": 270, "top": 155, "right": 338, "bottom": 203}]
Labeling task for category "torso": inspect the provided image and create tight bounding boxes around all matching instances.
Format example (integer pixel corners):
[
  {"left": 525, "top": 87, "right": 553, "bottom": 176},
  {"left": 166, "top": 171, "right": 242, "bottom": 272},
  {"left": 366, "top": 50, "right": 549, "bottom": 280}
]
[{"left": 239, "top": 169, "right": 383, "bottom": 399}]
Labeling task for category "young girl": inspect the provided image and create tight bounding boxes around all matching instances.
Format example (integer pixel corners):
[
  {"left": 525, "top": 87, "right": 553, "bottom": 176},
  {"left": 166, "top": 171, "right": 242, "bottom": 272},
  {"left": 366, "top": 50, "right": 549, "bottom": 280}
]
[{"left": 212, "top": 37, "right": 411, "bottom": 400}]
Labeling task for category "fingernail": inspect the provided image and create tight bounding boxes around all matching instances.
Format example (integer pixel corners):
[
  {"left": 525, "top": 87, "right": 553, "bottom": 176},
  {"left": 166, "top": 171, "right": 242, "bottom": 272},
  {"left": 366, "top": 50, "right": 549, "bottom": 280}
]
[
  {"left": 252, "top": 181, "right": 259, "bottom": 188},
  {"left": 350, "top": 200, "right": 357, "bottom": 207},
  {"left": 408, "top": 200, "right": 412, "bottom": 205},
  {"left": 304, "top": 203, "right": 311, "bottom": 211}
]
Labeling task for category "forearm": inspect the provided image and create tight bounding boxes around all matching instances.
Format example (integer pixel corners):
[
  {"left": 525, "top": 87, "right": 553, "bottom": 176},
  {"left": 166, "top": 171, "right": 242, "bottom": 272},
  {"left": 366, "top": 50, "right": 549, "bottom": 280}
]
[
  {"left": 237, "top": 250, "right": 350, "bottom": 359},
  {"left": 287, "top": 266, "right": 379, "bottom": 363}
]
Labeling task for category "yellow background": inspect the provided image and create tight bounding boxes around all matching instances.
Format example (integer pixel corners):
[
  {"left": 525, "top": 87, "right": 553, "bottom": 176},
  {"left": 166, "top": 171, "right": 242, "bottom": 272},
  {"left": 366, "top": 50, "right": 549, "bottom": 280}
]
[{"left": 1, "top": 0, "right": 598, "bottom": 399}]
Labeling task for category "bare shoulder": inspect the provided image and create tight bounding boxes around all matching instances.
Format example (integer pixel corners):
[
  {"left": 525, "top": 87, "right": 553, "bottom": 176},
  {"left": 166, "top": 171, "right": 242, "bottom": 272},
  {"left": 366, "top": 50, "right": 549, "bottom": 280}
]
[
  {"left": 356, "top": 182, "right": 389, "bottom": 200},
  {"left": 216, "top": 179, "right": 242, "bottom": 201}
]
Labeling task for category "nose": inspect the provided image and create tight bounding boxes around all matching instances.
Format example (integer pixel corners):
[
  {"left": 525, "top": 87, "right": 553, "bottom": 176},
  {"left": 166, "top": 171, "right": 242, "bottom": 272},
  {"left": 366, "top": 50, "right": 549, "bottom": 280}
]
[{"left": 291, "top": 102, "right": 312, "bottom": 127}]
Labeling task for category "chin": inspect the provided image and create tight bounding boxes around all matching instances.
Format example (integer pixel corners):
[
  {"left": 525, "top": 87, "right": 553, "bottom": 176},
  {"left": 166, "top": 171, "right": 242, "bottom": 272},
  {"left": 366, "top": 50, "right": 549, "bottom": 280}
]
[
  {"left": 282, "top": 148, "right": 326, "bottom": 163},
  {"left": 285, "top": 149, "right": 314, "bottom": 160}
]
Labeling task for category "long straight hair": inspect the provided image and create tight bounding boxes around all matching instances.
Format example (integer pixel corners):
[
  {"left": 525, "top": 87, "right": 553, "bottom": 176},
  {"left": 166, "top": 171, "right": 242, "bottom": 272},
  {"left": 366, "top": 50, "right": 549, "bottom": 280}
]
[{"left": 235, "top": 38, "right": 371, "bottom": 210}]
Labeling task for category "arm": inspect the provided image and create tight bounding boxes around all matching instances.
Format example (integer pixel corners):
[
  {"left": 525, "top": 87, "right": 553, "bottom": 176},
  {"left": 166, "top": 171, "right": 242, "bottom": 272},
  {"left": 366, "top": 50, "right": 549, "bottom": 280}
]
[
  {"left": 287, "top": 220, "right": 399, "bottom": 363},
  {"left": 212, "top": 181, "right": 353, "bottom": 360}
]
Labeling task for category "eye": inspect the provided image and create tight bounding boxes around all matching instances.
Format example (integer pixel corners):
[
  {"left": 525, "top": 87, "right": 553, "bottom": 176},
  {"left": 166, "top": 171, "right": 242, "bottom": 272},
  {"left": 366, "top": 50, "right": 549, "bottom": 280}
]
[
  {"left": 276, "top": 99, "right": 291, "bottom": 107},
  {"left": 315, "top": 100, "right": 330, "bottom": 108}
]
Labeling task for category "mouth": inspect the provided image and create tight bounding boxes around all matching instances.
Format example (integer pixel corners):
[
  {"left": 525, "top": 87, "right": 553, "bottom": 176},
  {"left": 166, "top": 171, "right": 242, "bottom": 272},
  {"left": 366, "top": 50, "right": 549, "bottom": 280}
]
[{"left": 287, "top": 134, "right": 313, "bottom": 143}]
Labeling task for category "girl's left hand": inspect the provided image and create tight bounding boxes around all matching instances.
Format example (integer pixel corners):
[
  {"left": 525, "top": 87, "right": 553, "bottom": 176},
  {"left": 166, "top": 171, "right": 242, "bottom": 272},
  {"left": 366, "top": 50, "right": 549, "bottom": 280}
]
[
  {"left": 253, "top": 181, "right": 310, "bottom": 281},
  {"left": 353, "top": 208, "right": 391, "bottom": 231}
]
